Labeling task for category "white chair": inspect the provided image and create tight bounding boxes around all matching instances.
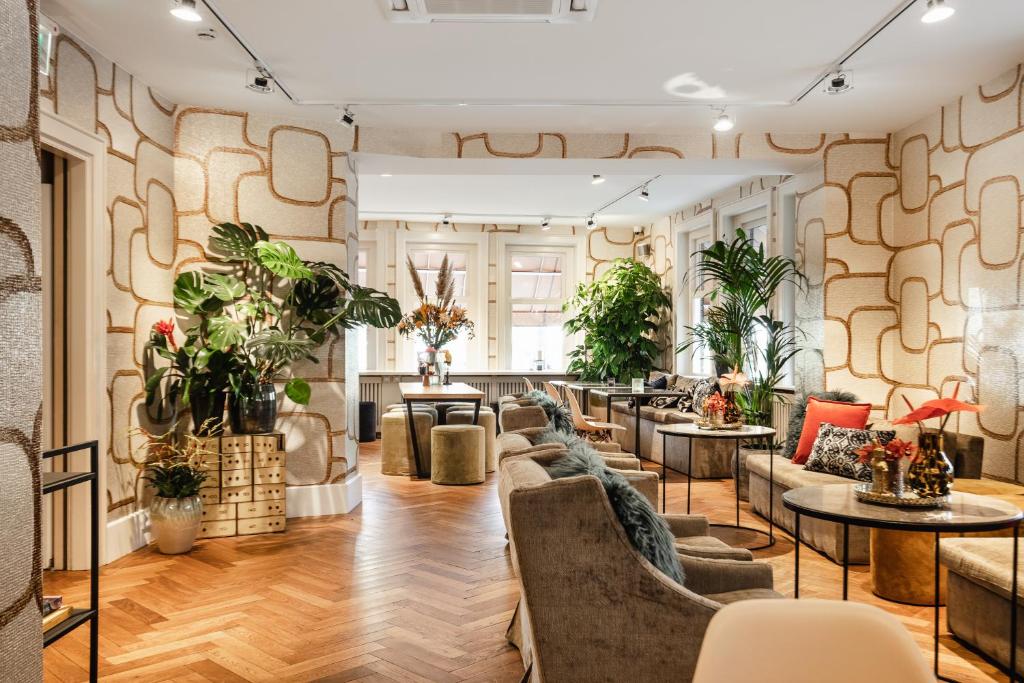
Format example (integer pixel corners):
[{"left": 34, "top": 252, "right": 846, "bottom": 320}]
[
  {"left": 692, "top": 599, "right": 934, "bottom": 683},
  {"left": 565, "top": 388, "right": 625, "bottom": 442},
  {"left": 522, "top": 377, "right": 535, "bottom": 393},
  {"left": 543, "top": 381, "right": 563, "bottom": 404}
]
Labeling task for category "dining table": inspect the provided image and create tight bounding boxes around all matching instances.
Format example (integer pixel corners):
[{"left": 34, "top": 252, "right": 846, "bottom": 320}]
[{"left": 399, "top": 382, "right": 485, "bottom": 478}]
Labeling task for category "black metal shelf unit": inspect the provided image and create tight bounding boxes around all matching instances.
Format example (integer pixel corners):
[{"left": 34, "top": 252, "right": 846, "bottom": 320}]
[{"left": 42, "top": 440, "right": 98, "bottom": 682}]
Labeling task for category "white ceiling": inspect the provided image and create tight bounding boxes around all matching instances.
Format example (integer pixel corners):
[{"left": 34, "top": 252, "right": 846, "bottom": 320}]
[
  {"left": 43, "top": 0, "right": 1024, "bottom": 133},
  {"left": 358, "top": 173, "right": 749, "bottom": 226},
  {"left": 355, "top": 155, "right": 811, "bottom": 225}
]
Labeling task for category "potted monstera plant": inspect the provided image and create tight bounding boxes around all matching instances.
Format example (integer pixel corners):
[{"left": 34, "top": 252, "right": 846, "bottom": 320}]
[{"left": 146, "top": 222, "right": 401, "bottom": 434}]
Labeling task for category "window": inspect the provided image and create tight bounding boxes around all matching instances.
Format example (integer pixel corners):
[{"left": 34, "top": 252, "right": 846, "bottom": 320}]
[
  {"left": 687, "top": 227, "right": 715, "bottom": 376},
  {"left": 507, "top": 251, "right": 567, "bottom": 371},
  {"left": 356, "top": 248, "right": 369, "bottom": 371}
]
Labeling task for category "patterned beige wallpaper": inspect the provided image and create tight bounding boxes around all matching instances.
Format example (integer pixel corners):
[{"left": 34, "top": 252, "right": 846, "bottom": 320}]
[
  {"left": 40, "top": 34, "right": 359, "bottom": 518},
  {"left": 0, "top": 0, "right": 43, "bottom": 678},
  {"left": 884, "top": 64, "right": 1024, "bottom": 481}
]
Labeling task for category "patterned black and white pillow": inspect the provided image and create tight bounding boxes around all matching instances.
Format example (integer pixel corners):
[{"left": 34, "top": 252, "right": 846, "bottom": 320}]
[
  {"left": 690, "top": 378, "right": 718, "bottom": 415},
  {"left": 675, "top": 388, "right": 694, "bottom": 413},
  {"left": 648, "top": 395, "right": 680, "bottom": 409},
  {"left": 804, "top": 423, "right": 896, "bottom": 481}
]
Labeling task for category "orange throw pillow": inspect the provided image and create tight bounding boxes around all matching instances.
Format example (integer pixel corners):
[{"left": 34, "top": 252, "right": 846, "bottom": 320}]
[{"left": 792, "top": 397, "right": 872, "bottom": 465}]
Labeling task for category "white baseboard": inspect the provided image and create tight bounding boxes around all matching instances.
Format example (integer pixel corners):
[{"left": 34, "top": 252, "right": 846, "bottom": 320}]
[
  {"left": 105, "top": 508, "right": 151, "bottom": 563},
  {"left": 286, "top": 474, "right": 363, "bottom": 518}
]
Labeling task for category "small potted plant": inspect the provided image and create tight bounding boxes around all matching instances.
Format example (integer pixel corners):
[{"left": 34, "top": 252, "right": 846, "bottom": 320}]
[{"left": 139, "top": 428, "right": 212, "bottom": 554}]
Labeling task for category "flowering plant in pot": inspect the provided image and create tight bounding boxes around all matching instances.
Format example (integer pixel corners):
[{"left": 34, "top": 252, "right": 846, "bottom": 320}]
[
  {"left": 138, "top": 426, "right": 212, "bottom": 554},
  {"left": 397, "top": 254, "right": 475, "bottom": 376},
  {"left": 146, "top": 222, "right": 401, "bottom": 434}
]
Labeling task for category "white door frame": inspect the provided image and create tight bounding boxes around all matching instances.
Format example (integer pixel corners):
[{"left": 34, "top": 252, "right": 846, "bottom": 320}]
[{"left": 40, "top": 110, "right": 108, "bottom": 567}]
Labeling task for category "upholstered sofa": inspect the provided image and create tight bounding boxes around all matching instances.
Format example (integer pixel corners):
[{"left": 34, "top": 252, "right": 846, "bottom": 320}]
[
  {"left": 501, "top": 454, "right": 780, "bottom": 681},
  {"left": 941, "top": 537, "right": 1023, "bottom": 674},
  {"left": 603, "top": 373, "right": 736, "bottom": 478}
]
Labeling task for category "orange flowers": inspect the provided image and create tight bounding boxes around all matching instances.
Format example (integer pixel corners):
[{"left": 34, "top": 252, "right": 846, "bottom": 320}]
[
  {"left": 704, "top": 391, "right": 728, "bottom": 415},
  {"left": 854, "top": 437, "right": 917, "bottom": 463}
]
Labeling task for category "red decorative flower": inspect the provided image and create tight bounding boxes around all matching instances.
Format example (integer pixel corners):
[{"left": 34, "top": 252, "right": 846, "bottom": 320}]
[
  {"left": 893, "top": 383, "right": 981, "bottom": 432},
  {"left": 152, "top": 318, "right": 177, "bottom": 351}
]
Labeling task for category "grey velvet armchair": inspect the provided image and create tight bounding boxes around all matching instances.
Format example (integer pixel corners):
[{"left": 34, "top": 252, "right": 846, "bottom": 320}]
[{"left": 500, "top": 455, "right": 779, "bottom": 681}]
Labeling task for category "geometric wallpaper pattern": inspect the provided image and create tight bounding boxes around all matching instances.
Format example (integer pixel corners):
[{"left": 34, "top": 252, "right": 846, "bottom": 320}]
[
  {"left": 0, "top": 0, "right": 43, "bottom": 679},
  {"left": 37, "top": 26, "right": 1024, "bottom": 528},
  {"left": 796, "top": 63, "right": 1024, "bottom": 481}
]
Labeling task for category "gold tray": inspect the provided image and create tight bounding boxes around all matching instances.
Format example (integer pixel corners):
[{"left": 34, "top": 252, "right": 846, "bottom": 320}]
[
  {"left": 695, "top": 421, "right": 744, "bottom": 431},
  {"left": 853, "top": 483, "right": 950, "bottom": 508}
]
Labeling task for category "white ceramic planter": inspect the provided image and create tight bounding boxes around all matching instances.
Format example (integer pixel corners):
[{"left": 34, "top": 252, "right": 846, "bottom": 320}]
[{"left": 150, "top": 495, "right": 203, "bottom": 554}]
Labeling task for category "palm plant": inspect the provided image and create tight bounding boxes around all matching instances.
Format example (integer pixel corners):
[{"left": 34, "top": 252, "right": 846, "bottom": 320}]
[
  {"left": 563, "top": 258, "right": 672, "bottom": 383},
  {"left": 678, "top": 229, "right": 805, "bottom": 426}
]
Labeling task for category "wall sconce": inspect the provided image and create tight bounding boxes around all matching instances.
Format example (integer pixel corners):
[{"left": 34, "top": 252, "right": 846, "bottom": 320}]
[{"left": 637, "top": 243, "right": 652, "bottom": 258}]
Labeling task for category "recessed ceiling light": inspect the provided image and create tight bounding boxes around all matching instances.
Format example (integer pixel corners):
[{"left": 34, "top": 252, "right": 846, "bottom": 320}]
[
  {"left": 639, "top": 186, "right": 650, "bottom": 201},
  {"left": 921, "top": 0, "right": 955, "bottom": 23},
  {"left": 246, "top": 72, "right": 273, "bottom": 94},
  {"left": 170, "top": 0, "right": 202, "bottom": 22},
  {"left": 380, "top": 173, "right": 392, "bottom": 177},
  {"left": 713, "top": 111, "right": 734, "bottom": 132},
  {"left": 591, "top": 174, "right": 605, "bottom": 185},
  {"left": 195, "top": 27, "right": 216, "bottom": 40}
]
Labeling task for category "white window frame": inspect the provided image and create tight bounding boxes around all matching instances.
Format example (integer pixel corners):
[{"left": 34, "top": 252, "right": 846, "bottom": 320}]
[
  {"left": 494, "top": 234, "right": 584, "bottom": 371},
  {"left": 395, "top": 231, "right": 489, "bottom": 370},
  {"left": 676, "top": 213, "right": 716, "bottom": 376},
  {"left": 355, "top": 233, "right": 386, "bottom": 371}
]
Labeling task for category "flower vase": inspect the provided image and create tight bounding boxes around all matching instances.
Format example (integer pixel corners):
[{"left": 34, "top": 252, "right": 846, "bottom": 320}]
[
  {"left": 908, "top": 431, "right": 954, "bottom": 498},
  {"left": 888, "top": 457, "right": 905, "bottom": 496},
  {"left": 150, "top": 495, "right": 203, "bottom": 554}
]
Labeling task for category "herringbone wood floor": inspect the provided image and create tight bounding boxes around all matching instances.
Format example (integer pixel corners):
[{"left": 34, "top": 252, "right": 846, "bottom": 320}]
[{"left": 44, "top": 444, "right": 1004, "bottom": 681}]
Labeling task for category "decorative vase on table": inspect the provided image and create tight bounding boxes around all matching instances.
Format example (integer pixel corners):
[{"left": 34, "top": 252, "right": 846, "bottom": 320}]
[
  {"left": 230, "top": 383, "right": 277, "bottom": 434},
  {"left": 150, "top": 495, "right": 203, "bottom": 554},
  {"left": 908, "top": 431, "right": 954, "bottom": 498}
]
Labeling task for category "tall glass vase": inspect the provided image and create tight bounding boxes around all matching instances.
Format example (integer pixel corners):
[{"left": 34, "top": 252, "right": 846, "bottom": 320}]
[{"left": 908, "top": 431, "right": 954, "bottom": 497}]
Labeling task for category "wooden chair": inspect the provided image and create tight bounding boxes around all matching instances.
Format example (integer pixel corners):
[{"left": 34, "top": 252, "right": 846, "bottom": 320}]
[
  {"left": 565, "top": 389, "right": 625, "bottom": 443},
  {"left": 522, "top": 377, "right": 535, "bottom": 393},
  {"left": 542, "top": 382, "right": 563, "bottom": 404}
]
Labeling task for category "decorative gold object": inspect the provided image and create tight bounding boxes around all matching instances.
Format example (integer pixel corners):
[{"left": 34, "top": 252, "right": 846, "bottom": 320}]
[{"left": 908, "top": 431, "right": 954, "bottom": 498}]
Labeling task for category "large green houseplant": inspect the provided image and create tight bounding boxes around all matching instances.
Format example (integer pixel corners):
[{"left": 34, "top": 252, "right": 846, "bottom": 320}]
[
  {"left": 563, "top": 258, "right": 672, "bottom": 383},
  {"left": 678, "top": 229, "right": 805, "bottom": 426},
  {"left": 146, "top": 222, "right": 401, "bottom": 434}
]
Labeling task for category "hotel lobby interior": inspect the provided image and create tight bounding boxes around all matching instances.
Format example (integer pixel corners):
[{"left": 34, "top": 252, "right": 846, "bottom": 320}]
[{"left": 4, "top": 0, "right": 1024, "bottom": 681}]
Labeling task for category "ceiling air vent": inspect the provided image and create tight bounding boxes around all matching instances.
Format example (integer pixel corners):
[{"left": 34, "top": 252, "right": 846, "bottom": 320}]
[{"left": 382, "top": 0, "right": 598, "bottom": 23}]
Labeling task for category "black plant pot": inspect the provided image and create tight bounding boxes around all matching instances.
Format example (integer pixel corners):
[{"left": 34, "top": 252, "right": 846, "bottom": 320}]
[
  {"left": 230, "top": 383, "right": 278, "bottom": 434},
  {"left": 189, "top": 389, "right": 226, "bottom": 436}
]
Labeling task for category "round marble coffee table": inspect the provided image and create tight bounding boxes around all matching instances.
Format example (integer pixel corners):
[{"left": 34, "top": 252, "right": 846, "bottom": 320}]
[
  {"left": 656, "top": 423, "right": 776, "bottom": 550},
  {"left": 783, "top": 483, "right": 1023, "bottom": 682}
]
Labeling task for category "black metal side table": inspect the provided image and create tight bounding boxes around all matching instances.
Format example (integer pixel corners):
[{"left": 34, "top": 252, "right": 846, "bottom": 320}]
[
  {"left": 656, "top": 423, "right": 776, "bottom": 550},
  {"left": 783, "top": 483, "right": 1023, "bottom": 682}
]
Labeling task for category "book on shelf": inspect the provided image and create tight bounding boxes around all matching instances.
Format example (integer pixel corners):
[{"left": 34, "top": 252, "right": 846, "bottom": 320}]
[
  {"left": 42, "top": 595, "right": 63, "bottom": 616},
  {"left": 43, "top": 605, "right": 73, "bottom": 631}
]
